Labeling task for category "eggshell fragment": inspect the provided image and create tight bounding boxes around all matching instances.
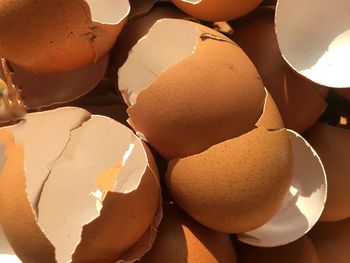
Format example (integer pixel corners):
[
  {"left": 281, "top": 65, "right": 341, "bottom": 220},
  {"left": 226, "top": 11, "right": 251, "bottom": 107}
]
[
  {"left": 111, "top": 2, "right": 188, "bottom": 81},
  {"left": 0, "top": 0, "right": 130, "bottom": 73},
  {"left": 119, "top": 19, "right": 265, "bottom": 159},
  {"left": 141, "top": 203, "right": 237, "bottom": 263},
  {"left": 305, "top": 122, "right": 350, "bottom": 222},
  {"left": 166, "top": 127, "right": 293, "bottom": 233},
  {"left": 5, "top": 55, "right": 108, "bottom": 110},
  {"left": 232, "top": 9, "right": 328, "bottom": 132},
  {"left": 309, "top": 220, "right": 350, "bottom": 263},
  {"left": 238, "top": 130, "right": 327, "bottom": 247},
  {"left": 170, "top": 0, "right": 263, "bottom": 21},
  {"left": 0, "top": 107, "right": 161, "bottom": 263},
  {"left": 0, "top": 225, "right": 22, "bottom": 263},
  {"left": 236, "top": 236, "right": 319, "bottom": 263},
  {"left": 275, "top": 0, "right": 350, "bottom": 88}
]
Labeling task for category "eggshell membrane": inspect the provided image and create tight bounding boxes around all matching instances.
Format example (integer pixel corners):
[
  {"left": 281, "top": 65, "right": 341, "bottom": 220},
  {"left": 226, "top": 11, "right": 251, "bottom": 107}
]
[
  {"left": 236, "top": 236, "right": 319, "bottom": 263},
  {"left": 305, "top": 123, "right": 350, "bottom": 222},
  {"left": 166, "top": 127, "right": 293, "bottom": 233},
  {"left": 120, "top": 19, "right": 265, "bottom": 160},
  {"left": 141, "top": 204, "right": 237, "bottom": 263},
  {"left": 232, "top": 10, "right": 328, "bottom": 133},
  {"left": 0, "top": 0, "right": 129, "bottom": 73},
  {"left": 170, "top": 0, "right": 263, "bottom": 22},
  {"left": 111, "top": 3, "right": 188, "bottom": 81},
  {"left": 5, "top": 55, "right": 108, "bottom": 110},
  {"left": 309, "top": 220, "right": 350, "bottom": 263},
  {"left": 238, "top": 130, "right": 327, "bottom": 247},
  {"left": 0, "top": 226, "right": 22, "bottom": 263},
  {"left": 275, "top": 0, "right": 350, "bottom": 88},
  {"left": 0, "top": 107, "right": 161, "bottom": 263}
]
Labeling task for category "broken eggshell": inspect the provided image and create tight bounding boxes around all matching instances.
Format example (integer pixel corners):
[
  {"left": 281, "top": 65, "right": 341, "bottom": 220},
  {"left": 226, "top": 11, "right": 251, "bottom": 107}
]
[
  {"left": 118, "top": 18, "right": 266, "bottom": 160},
  {"left": 238, "top": 130, "right": 327, "bottom": 247},
  {"left": 275, "top": 0, "right": 350, "bottom": 88},
  {"left": 141, "top": 203, "right": 237, "bottom": 263},
  {"left": 232, "top": 9, "right": 328, "bottom": 133},
  {"left": 236, "top": 236, "right": 319, "bottom": 263},
  {"left": 1, "top": 55, "right": 109, "bottom": 111},
  {"left": 305, "top": 122, "right": 350, "bottom": 222},
  {"left": 111, "top": 2, "right": 189, "bottom": 82},
  {"left": 309, "top": 219, "right": 350, "bottom": 263},
  {"left": 170, "top": 0, "right": 263, "bottom": 22},
  {"left": 0, "top": 0, "right": 130, "bottom": 73},
  {"left": 0, "top": 107, "right": 161, "bottom": 263}
]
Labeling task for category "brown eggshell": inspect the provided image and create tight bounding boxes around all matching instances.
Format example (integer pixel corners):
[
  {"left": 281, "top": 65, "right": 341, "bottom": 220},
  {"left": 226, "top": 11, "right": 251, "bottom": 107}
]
[
  {"left": 0, "top": 107, "right": 161, "bottom": 263},
  {"left": 166, "top": 127, "right": 293, "bottom": 233},
  {"left": 141, "top": 203, "right": 237, "bottom": 263},
  {"left": 236, "top": 236, "right": 319, "bottom": 263},
  {"left": 232, "top": 10, "right": 328, "bottom": 133},
  {"left": 309, "top": 220, "right": 350, "bottom": 263},
  {"left": 6, "top": 56, "right": 109, "bottom": 110},
  {"left": 335, "top": 88, "right": 350, "bottom": 101},
  {"left": 111, "top": 3, "right": 188, "bottom": 81},
  {"left": 170, "top": 0, "right": 263, "bottom": 21},
  {"left": 121, "top": 19, "right": 265, "bottom": 160},
  {"left": 305, "top": 122, "right": 350, "bottom": 222},
  {"left": 0, "top": 0, "right": 129, "bottom": 73}
]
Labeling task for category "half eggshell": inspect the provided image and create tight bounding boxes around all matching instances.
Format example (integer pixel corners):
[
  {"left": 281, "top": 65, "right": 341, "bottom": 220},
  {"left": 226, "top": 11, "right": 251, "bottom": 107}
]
[
  {"left": 0, "top": 0, "right": 130, "bottom": 73},
  {"left": 275, "top": 0, "right": 350, "bottom": 88},
  {"left": 305, "top": 122, "right": 350, "bottom": 222},
  {"left": 118, "top": 18, "right": 266, "bottom": 160},
  {"left": 238, "top": 130, "right": 327, "bottom": 247},
  {"left": 0, "top": 107, "right": 161, "bottom": 263}
]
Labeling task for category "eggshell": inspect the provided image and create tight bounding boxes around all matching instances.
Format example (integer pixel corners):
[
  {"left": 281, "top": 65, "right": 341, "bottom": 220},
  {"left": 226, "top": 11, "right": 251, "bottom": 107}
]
[
  {"left": 275, "top": 0, "right": 350, "bottom": 88},
  {"left": 141, "top": 203, "right": 237, "bottom": 263},
  {"left": 238, "top": 130, "right": 327, "bottom": 247},
  {"left": 0, "top": 107, "right": 161, "bottom": 263},
  {"left": 232, "top": 9, "right": 328, "bottom": 132},
  {"left": 170, "top": 0, "right": 263, "bottom": 21},
  {"left": 236, "top": 236, "right": 319, "bottom": 263},
  {"left": 305, "top": 122, "right": 350, "bottom": 222},
  {"left": 335, "top": 88, "right": 350, "bottom": 101},
  {"left": 5, "top": 55, "right": 109, "bottom": 110},
  {"left": 309, "top": 219, "right": 350, "bottom": 263},
  {"left": 166, "top": 127, "right": 293, "bottom": 233},
  {"left": 111, "top": 2, "right": 188, "bottom": 81},
  {"left": 0, "top": 0, "right": 129, "bottom": 73},
  {"left": 119, "top": 19, "right": 266, "bottom": 160}
]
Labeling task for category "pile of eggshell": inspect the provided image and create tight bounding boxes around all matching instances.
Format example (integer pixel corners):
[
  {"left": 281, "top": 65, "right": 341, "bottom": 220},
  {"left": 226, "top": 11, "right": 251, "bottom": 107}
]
[{"left": 0, "top": 0, "right": 349, "bottom": 262}]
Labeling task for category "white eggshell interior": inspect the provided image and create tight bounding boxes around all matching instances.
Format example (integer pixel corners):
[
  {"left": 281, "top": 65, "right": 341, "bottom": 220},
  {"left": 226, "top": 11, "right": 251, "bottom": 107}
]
[
  {"left": 118, "top": 19, "right": 199, "bottom": 105},
  {"left": 37, "top": 115, "right": 148, "bottom": 263},
  {"left": 238, "top": 129, "right": 327, "bottom": 247},
  {"left": 0, "top": 107, "right": 91, "bottom": 212},
  {"left": 180, "top": 0, "right": 202, "bottom": 3},
  {"left": 0, "top": 226, "right": 21, "bottom": 263},
  {"left": 85, "top": 0, "right": 130, "bottom": 24},
  {"left": 276, "top": 0, "right": 350, "bottom": 87}
]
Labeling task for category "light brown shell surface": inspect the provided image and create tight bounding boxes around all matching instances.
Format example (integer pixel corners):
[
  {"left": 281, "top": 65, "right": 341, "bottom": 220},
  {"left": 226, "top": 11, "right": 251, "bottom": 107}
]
[{"left": 166, "top": 127, "right": 293, "bottom": 233}]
